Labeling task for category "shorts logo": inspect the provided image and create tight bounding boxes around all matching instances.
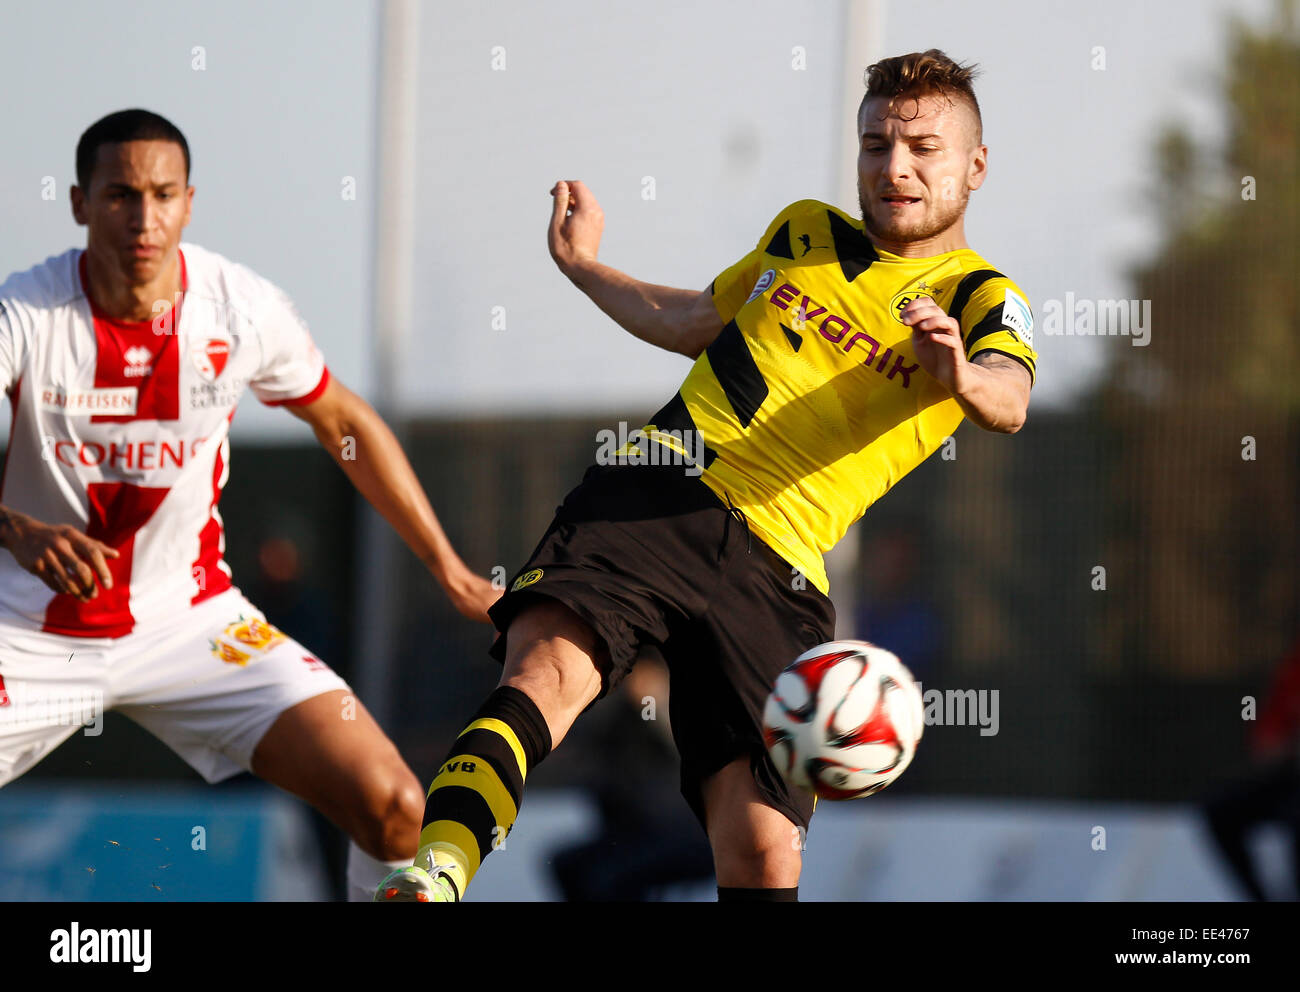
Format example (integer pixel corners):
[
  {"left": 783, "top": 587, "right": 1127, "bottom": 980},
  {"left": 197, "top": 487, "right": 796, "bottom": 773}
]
[
  {"left": 511, "top": 568, "right": 544, "bottom": 592},
  {"left": 210, "top": 615, "right": 286, "bottom": 665},
  {"left": 0, "top": 673, "right": 9, "bottom": 707},
  {"left": 211, "top": 641, "right": 252, "bottom": 666},
  {"left": 745, "top": 269, "right": 776, "bottom": 305},
  {"left": 191, "top": 338, "right": 231, "bottom": 382},
  {"left": 229, "top": 615, "right": 285, "bottom": 651},
  {"left": 302, "top": 654, "right": 328, "bottom": 672}
]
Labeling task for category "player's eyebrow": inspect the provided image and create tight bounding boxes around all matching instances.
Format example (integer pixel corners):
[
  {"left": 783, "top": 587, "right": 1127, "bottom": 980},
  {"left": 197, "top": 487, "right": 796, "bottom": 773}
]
[
  {"left": 860, "top": 131, "right": 944, "bottom": 141},
  {"left": 103, "top": 181, "right": 181, "bottom": 192}
]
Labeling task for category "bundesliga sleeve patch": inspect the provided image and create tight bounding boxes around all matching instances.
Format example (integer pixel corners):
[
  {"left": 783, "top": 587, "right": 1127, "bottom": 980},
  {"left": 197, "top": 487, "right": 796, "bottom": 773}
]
[
  {"left": 746, "top": 269, "right": 776, "bottom": 305},
  {"left": 1001, "top": 288, "right": 1034, "bottom": 347}
]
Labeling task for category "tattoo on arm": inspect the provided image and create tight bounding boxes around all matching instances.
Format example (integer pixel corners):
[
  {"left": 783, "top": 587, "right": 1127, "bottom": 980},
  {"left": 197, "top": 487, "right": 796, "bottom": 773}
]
[{"left": 971, "top": 351, "right": 1032, "bottom": 389}]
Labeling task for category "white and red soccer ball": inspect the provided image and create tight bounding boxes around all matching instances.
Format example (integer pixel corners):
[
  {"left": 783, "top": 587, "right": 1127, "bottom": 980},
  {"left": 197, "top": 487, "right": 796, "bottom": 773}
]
[{"left": 763, "top": 640, "right": 924, "bottom": 800}]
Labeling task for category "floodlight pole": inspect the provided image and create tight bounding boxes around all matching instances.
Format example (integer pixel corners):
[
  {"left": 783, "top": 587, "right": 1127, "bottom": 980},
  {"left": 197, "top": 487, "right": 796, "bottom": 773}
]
[
  {"left": 826, "top": 0, "right": 885, "bottom": 638},
  {"left": 353, "top": 0, "right": 420, "bottom": 725}
]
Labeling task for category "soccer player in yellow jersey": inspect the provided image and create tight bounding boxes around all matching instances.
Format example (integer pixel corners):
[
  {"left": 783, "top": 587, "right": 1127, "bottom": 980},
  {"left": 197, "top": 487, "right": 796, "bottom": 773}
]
[{"left": 380, "top": 50, "right": 1035, "bottom": 902}]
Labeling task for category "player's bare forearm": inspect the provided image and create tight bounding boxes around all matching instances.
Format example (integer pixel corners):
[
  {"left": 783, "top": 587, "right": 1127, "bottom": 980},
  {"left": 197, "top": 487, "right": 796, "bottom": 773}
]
[
  {"left": 287, "top": 378, "right": 498, "bottom": 621},
  {"left": 548, "top": 179, "right": 722, "bottom": 358},
  {"left": 901, "top": 296, "right": 1030, "bottom": 434},
  {"left": 0, "top": 503, "right": 118, "bottom": 600},
  {"left": 563, "top": 258, "right": 722, "bottom": 358},
  {"left": 951, "top": 353, "right": 1032, "bottom": 433}
]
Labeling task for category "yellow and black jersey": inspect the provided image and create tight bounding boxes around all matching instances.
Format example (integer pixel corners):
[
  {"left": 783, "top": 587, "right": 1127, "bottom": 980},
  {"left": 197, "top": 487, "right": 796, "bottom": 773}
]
[{"left": 641, "top": 198, "right": 1037, "bottom": 595}]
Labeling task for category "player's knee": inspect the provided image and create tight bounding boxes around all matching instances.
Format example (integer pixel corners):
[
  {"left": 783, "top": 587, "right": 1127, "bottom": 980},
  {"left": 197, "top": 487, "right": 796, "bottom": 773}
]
[
  {"left": 499, "top": 602, "right": 607, "bottom": 743},
  {"left": 349, "top": 767, "right": 424, "bottom": 861},
  {"left": 712, "top": 830, "right": 802, "bottom": 888}
]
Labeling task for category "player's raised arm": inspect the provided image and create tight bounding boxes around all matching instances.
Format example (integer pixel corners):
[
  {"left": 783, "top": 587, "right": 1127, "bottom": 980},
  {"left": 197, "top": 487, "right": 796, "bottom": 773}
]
[
  {"left": 547, "top": 179, "right": 723, "bottom": 358},
  {"left": 283, "top": 377, "right": 500, "bottom": 623}
]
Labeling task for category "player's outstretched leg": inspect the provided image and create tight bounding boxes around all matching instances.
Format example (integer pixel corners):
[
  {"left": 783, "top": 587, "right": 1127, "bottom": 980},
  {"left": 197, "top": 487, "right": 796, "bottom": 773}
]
[
  {"left": 702, "top": 756, "right": 804, "bottom": 901},
  {"left": 249, "top": 688, "right": 427, "bottom": 901},
  {"left": 378, "top": 599, "right": 605, "bottom": 902}
]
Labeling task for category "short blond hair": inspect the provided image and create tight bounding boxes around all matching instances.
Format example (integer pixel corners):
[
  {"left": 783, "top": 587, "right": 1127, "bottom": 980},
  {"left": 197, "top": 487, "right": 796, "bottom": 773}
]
[{"left": 859, "top": 49, "right": 983, "bottom": 144}]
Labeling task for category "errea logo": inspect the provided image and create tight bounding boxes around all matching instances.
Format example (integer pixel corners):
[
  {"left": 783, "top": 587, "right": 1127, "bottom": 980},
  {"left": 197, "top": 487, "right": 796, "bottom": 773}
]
[{"left": 123, "top": 345, "right": 152, "bottom": 377}]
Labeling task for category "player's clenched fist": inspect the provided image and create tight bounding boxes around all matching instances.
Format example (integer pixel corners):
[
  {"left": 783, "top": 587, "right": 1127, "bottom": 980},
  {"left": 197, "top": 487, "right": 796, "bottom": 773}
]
[
  {"left": 0, "top": 509, "right": 118, "bottom": 602},
  {"left": 547, "top": 179, "right": 604, "bottom": 278},
  {"left": 901, "top": 295, "right": 967, "bottom": 393}
]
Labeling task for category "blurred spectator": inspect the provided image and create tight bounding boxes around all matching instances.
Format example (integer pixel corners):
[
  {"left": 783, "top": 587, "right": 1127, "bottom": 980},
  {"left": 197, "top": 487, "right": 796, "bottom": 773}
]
[
  {"left": 247, "top": 533, "right": 333, "bottom": 659},
  {"left": 854, "top": 529, "right": 942, "bottom": 683},
  {"left": 549, "top": 648, "right": 715, "bottom": 901},
  {"left": 1202, "top": 637, "right": 1300, "bottom": 901}
]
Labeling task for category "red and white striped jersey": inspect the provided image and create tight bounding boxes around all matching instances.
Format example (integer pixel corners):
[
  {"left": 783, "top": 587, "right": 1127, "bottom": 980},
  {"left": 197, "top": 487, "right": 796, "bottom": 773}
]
[{"left": 0, "top": 244, "right": 329, "bottom": 638}]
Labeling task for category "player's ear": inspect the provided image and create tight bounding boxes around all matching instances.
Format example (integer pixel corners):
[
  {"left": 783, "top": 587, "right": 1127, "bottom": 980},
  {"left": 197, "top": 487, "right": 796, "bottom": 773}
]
[
  {"left": 967, "top": 144, "right": 988, "bottom": 192},
  {"left": 182, "top": 185, "right": 195, "bottom": 228},
  {"left": 70, "top": 184, "right": 88, "bottom": 226}
]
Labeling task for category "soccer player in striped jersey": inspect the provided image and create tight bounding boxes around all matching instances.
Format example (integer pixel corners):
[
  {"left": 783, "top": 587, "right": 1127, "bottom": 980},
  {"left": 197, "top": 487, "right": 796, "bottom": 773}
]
[
  {"left": 0, "top": 110, "right": 499, "bottom": 901},
  {"left": 382, "top": 50, "right": 1035, "bottom": 902}
]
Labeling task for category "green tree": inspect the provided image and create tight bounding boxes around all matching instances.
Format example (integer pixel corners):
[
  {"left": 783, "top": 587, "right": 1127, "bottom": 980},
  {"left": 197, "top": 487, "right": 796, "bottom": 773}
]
[{"left": 1100, "top": 0, "right": 1300, "bottom": 679}]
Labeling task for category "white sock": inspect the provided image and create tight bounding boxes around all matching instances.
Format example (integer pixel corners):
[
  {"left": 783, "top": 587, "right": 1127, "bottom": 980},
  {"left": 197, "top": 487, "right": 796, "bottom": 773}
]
[{"left": 347, "top": 840, "right": 413, "bottom": 902}]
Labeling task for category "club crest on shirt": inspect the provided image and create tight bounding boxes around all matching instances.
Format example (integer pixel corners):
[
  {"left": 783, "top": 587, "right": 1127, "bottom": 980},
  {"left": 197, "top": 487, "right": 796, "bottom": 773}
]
[
  {"left": 191, "top": 338, "right": 231, "bottom": 382},
  {"left": 890, "top": 280, "right": 937, "bottom": 323}
]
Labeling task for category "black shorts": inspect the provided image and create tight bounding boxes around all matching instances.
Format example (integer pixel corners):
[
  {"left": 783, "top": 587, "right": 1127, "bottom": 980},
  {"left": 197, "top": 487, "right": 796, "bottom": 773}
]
[{"left": 487, "top": 460, "right": 836, "bottom": 833}]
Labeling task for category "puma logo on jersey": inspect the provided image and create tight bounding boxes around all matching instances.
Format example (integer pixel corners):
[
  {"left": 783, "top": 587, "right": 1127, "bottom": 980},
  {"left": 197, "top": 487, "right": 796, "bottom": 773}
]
[{"left": 797, "top": 234, "right": 828, "bottom": 256}]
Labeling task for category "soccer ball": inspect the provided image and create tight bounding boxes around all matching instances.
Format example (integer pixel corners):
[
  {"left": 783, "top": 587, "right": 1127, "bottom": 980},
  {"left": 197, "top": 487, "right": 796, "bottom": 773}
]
[{"left": 762, "top": 640, "right": 924, "bottom": 800}]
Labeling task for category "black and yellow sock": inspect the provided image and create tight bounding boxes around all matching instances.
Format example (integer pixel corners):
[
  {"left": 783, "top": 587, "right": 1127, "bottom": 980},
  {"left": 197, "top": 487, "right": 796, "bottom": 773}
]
[{"left": 415, "top": 685, "right": 552, "bottom": 898}]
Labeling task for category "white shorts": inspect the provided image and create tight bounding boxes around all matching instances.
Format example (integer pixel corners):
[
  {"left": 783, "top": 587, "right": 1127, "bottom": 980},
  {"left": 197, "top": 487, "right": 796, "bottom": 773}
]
[{"left": 0, "top": 587, "right": 350, "bottom": 787}]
